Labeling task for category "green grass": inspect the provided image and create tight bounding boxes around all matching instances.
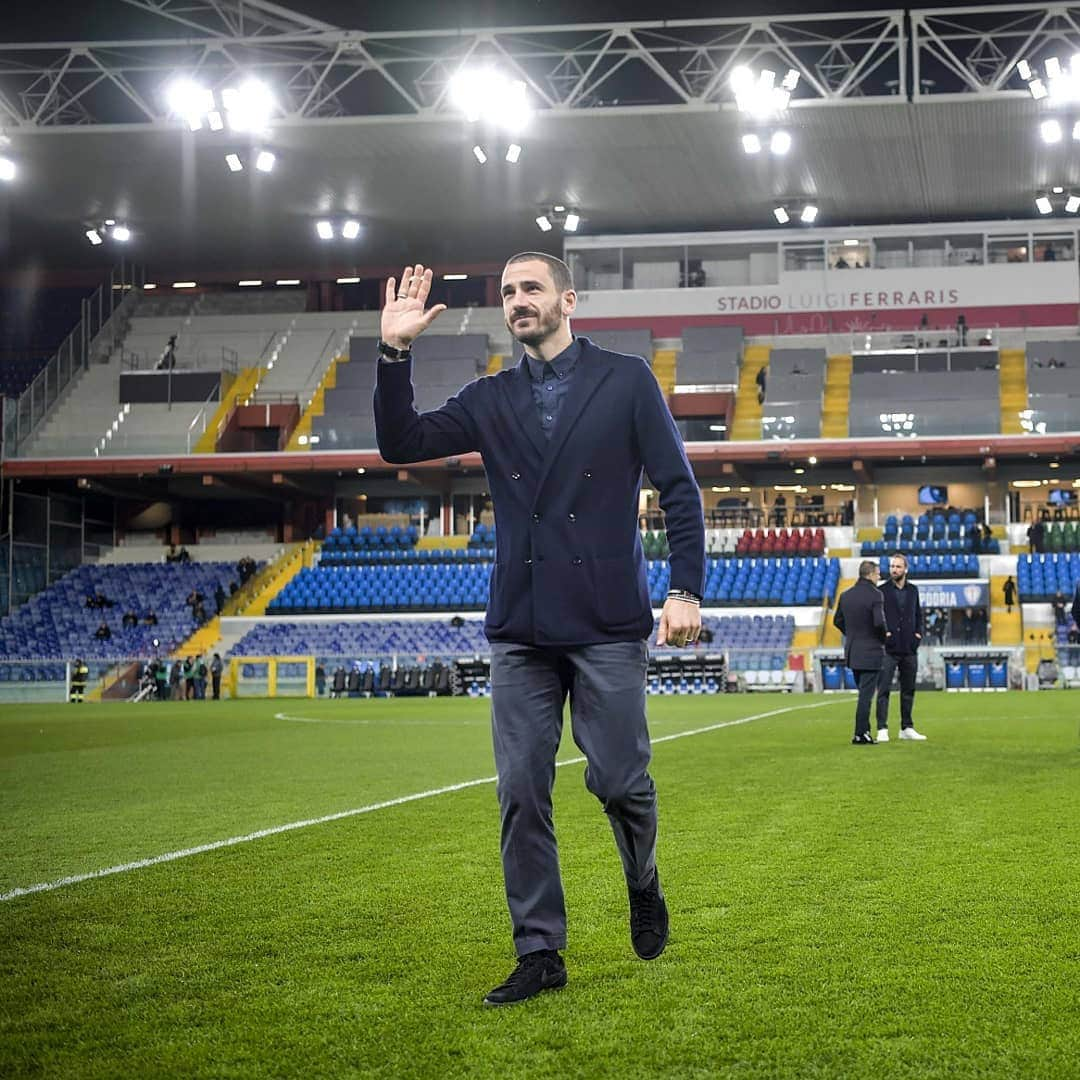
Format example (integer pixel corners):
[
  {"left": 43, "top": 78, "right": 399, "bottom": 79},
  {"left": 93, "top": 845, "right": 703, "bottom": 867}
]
[{"left": 1, "top": 693, "right": 1078, "bottom": 1079}]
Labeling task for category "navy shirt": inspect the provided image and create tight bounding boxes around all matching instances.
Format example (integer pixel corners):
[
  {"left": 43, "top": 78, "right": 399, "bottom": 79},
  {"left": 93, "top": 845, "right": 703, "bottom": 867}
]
[{"left": 525, "top": 337, "right": 580, "bottom": 440}]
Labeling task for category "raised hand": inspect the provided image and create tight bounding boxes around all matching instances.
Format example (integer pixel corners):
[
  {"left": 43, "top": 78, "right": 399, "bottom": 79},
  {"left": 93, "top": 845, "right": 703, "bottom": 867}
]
[{"left": 381, "top": 263, "right": 448, "bottom": 349}]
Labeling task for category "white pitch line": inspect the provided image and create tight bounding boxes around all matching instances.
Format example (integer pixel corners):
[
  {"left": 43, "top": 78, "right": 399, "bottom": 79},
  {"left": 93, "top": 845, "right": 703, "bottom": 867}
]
[{"left": 1, "top": 698, "right": 839, "bottom": 904}]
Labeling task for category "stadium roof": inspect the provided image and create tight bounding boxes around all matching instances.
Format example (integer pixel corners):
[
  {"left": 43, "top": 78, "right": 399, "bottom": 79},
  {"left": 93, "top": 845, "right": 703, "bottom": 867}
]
[{"left": 1, "top": 2, "right": 1077, "bottom": 275}]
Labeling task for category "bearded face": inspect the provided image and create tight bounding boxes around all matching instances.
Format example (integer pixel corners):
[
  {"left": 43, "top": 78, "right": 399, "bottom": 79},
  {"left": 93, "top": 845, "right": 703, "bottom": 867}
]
[{"left": 505, "top": 293, "right": 565, "bottom": 348}]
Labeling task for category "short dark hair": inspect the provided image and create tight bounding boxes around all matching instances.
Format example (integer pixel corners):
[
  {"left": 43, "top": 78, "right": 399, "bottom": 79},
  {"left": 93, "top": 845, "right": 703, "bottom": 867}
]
[
  {"left": 504, "top": 252, "right": 574, "bottom": 294},
  {"left": 858, "top": 560, "right": 879, "bottom": 579},
  {"left": 889, "top": 552, "right": 909, "bottom": 566}
]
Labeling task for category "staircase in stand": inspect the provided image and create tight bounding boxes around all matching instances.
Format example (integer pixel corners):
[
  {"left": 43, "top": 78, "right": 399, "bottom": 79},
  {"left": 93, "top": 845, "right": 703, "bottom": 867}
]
[
  {"left": 999, "top": 349, "right": 1027, "bottom": 435},
  {"left": 730, "top": 344, "right": 769, "bottom": 440},
  {"left": 821, "top": 354, "right": 852, "bottom": 438},
  {"left": 652, "top": 349, "right": 677, "bottom": 395}
]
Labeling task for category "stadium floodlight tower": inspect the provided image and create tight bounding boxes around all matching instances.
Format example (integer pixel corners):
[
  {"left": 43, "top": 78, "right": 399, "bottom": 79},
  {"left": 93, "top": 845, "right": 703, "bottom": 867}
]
[{"left": 449, "top": 66, "right": 532, "bottom": 165}]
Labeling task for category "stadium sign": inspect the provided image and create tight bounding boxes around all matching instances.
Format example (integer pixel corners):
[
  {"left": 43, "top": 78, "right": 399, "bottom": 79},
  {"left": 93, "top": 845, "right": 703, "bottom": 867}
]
[
  {"left": 575, "top": 263, "right": 1078, "bottom": 325},
  {"left": 910, "top": 580, "right": 989, "bottom": 609}
]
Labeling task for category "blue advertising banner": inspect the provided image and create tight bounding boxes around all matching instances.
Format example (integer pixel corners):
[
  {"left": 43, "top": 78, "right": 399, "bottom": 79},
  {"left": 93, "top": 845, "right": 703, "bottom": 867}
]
[{"left": 909, "top": 579, "right": 989, "bottom": 609}]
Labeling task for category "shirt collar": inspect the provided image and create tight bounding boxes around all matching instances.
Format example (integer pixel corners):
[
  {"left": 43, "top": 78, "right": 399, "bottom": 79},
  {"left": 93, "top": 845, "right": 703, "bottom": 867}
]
[{"left": 526, "top": 337, "right": 581, "bottom": 382}]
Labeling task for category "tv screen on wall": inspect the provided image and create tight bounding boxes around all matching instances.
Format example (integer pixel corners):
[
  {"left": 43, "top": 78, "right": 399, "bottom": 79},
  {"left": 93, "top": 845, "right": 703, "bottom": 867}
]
[{"left": 918, "top": 485, "right": 948, "bottom": 505}]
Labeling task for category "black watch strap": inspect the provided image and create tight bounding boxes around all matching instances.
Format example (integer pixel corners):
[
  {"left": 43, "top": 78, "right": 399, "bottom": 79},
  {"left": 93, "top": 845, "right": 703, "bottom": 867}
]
[{"left": 378, "top": 339, "right": 412, "bottom": 360}]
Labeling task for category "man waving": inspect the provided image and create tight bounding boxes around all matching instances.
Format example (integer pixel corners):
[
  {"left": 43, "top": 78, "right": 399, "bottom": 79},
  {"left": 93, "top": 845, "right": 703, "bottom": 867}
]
[{"left": 374, "top": 255, "right": 705, "bottom": 1005}]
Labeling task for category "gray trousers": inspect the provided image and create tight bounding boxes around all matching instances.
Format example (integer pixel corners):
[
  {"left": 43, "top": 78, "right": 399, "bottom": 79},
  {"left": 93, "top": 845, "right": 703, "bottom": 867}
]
[{"left": 490, "top": 639, "right": 657, "bottom": 956}]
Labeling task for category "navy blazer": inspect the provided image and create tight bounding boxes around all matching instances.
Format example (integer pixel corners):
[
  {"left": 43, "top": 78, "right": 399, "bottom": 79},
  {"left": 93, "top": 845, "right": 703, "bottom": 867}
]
[
  {"left": 832, "top": 577, "right": 886, "bottom": 671},
  {"left": 879, "top": 579, "right": 923, "bottom": 655},
  {"left": 374, "top": 337, "right": 705, "bottom": 646}
]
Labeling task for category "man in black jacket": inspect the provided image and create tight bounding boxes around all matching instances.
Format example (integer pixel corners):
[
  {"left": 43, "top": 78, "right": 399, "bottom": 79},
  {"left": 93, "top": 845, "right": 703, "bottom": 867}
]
[
  {"left": 833, "top": 560, "right": 887, "bottom": 744},
  {"left": 876, "top": 553, "right": 927, "bottom": 742}
]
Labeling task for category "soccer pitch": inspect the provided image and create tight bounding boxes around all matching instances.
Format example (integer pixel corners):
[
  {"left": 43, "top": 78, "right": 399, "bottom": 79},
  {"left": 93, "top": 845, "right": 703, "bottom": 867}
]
[{"left": 1, "top": 694, "right": 1077, "bottom": 1079}]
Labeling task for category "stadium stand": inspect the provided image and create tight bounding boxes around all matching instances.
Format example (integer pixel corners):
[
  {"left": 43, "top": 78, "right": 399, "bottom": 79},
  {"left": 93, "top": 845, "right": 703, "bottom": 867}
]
[
  {"left": 0, "top": 562, "right": 242, "bottom": 660},
  {"left": 229, "top": 612, "right": 795, "bottom": 677},
  {"left": 313, "top": 333, "right": 489, "bottom": 449},
  {"left": 847, "top": 370, "right": 1000, "bottom": 437},
  {"left": 0, "top": 357, "right": 48, "bottom": 399},
  {"left": 861, "top": 511, "right": 1000, "bottom": 555},
  {"left": 676, "top": 326, "right": 743, "bottom": 388},
  {"left": 1017, "top": 553, "right": 1080, "bottom": 601},
  {"left": 735, "top": 528, "right": 826, "bottom": 557}
]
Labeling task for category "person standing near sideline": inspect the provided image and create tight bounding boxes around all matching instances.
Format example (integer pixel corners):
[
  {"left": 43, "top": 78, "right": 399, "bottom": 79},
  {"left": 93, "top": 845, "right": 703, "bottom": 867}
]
[
  {"left": 832, "top": 560, "right": 887, "bottom": 744},
  {"left": 374, "top": 255, "right": 704, "bottom": 1006},
  {"left": 210, "top": 653, "right": 223, "bottom": 700},
  {"left": 876, "top": 553, "right": 927, "bottom": 742}
]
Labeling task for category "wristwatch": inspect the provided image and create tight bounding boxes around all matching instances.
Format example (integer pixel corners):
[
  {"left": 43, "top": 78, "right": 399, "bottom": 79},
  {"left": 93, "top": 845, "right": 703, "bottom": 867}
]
[{"left": 377, "top": 339, "right": 412, "bottom": 360}]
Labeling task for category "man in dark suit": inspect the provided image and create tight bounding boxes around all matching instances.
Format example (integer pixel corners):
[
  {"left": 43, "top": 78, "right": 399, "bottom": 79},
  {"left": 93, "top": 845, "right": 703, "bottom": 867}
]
[
  {"left": 374, "top": 256, "right": 704, "bottom": 1006},
  {"left": 832, "top": 560, "right": 887, "bottom": 744},
  {"left": 876, "top": 553, "right": 927, "bottom": 741}
]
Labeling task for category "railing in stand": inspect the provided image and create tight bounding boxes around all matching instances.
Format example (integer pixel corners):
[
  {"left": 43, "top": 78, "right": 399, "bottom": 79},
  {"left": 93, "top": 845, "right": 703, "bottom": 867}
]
[{"left": 3, "top": 262, "right": 144, "bottom": 456}]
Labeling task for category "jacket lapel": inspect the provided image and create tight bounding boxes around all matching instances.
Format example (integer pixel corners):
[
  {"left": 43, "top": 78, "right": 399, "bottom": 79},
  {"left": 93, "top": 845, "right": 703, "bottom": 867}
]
[
  {"left": 506, "top": 357, "right": 549, "bottom": 461},
  {"left": 533, "top": 344, "right": 613, "bottom": 500}
]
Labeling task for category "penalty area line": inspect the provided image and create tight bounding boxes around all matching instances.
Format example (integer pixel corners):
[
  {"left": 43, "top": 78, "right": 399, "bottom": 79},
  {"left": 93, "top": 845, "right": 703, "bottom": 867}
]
[{"left": 1, "top": 698, "right": 839, "bottom": 904}]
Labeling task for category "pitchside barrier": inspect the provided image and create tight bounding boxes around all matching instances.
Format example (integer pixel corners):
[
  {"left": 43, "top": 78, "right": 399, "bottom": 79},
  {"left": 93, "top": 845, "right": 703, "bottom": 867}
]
[{"left": 2, "top": 647, "right": 1078, "bottom": 703}]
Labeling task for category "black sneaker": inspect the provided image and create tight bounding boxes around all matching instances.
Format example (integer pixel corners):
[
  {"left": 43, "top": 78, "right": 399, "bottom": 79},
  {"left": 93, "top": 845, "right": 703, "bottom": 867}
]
[
  {"left": 483, "top": 950, "right": 567, "bottom": 1006},
  {"left": 628, "top": 870, "right": 669, "bottom": 960},
  {"left": 851, "top": 732, "right": 876, "bottom": 745}
]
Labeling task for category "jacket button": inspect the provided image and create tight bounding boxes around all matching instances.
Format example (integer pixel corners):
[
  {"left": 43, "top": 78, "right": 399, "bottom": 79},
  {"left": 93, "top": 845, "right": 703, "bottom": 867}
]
[
  {"left": 523, "top": 558, "right": 533, "bottom": 565},
  {"left": 572, "top": 556, "right": 582, "bottom": 566},
  {"left": 511, "top": 472, "right": 521, "bottom": 480},
  {"left": 568, "top": 513, "right": 576, "bottom": 522},
  {"left": 533, "top": 513, "right": 541, "bottom": 523}
]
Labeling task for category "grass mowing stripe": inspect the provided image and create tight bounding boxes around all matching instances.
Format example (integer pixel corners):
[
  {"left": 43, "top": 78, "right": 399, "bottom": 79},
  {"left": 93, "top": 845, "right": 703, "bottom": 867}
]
[{"left": 0, "top": 698, "right": 837, "bottom": 905}]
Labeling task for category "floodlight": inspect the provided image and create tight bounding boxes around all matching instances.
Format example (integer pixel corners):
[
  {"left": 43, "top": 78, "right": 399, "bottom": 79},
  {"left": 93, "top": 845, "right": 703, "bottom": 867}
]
[
  {"left": 254, "top": 150, "right": 275, "bottom": 172},
  {"left": 1066, "top": 194, "right": 1080, "bottom": 213},
  {"left": 1029, "top": 78, "right": 1047, "bottom": 100},
  {"left": 1053, "top": 185, "right": 1065, "bottom": 193},
  {"left": 337, "top": 276, "right": 360, "bottom": 284},
  {"left": 770, "top": 130, "right": 791, "bottom": 155},
  {"left": 0, "top": 157, "right": 15, "bottom": 182},
  {"left": 207, "top": 111, "right": 224, "bottom": 132},
  {"left": 276, "top": 279, "right": 301, "bottom": 286},
  {"left": 444, "top": 273, "right": 468, "bottom": 280},
  {"left": 741, "top": 133, "right": 762, "bottom": 154},
  {"left": 316, "top": 220, "right": 334, "bottom": 240},
  {"left": 1017, "top": 59, "right": 1031, "bottom": 80},
  {"left": 172, "top": 281, "right": 197, "bottom": 288},
  {"left": 731, "top": 65, "right": 793, "bottom": 117},
  {"left": 843, "top": 238, "right": 859, "bottom": 247},
  {"left": 554, "top": 205, "right": 566, "bottom": 213},
  {"left": 104, "top": 218, "right": 115, "bottom": 226},
  {"left": 238, "top": 279, "right": 262, "bottom": 286},
  {"left": 563, "top": 212, "right": 580, "bottom": 232},
  {"left": 472, "top": 145, "right": 488, "bottom": 164},
  {"left": 800, "top": 204, "right": 818, "bottom": 223},
  {"left": 773, "top": 206, "right": 790, "bottom": 224},
  {"left": 165, "top": 78, "right": 214, "bottom": 129},
  {"left": 781, "top": 69, "right": 800, "bottom": 91},
  {"left": 535, "top": 214, "right": 552, "bottom": 232},
  {"left": 225, "top": 153, "right": 243, "bottom": 172},
  {"left": 341, "top": 219, "right": 360, "bottom": 239},
  {"left": 1046, "top": 56, "right": 1062, "bottom": 78},
  {"left": 112, "top": 225, "right": 131, "bottom": 242},
  {"left": 449, "top": 67, "right": 532, "bottom": 133},
  {"left": 86, "top": 229, "right": 103, "bottom": 245},
  {"left": 144, "top": 283, "right": 157, "bottom": 290},
  {"left": 1035, "top": 195, "right": 1053, "bottom": 214},
  {"left": 1040, "top": 119, "right": 1062, "bottom": 144},
  {"left": 506, "top": 143, "right": 522, "bottom": 163},
  {"left": 1073, "top": 121, "right": 1080, "bottom": 141},
  {"left": 222, "top": 78, "right": 274, "bottom": 133}
]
